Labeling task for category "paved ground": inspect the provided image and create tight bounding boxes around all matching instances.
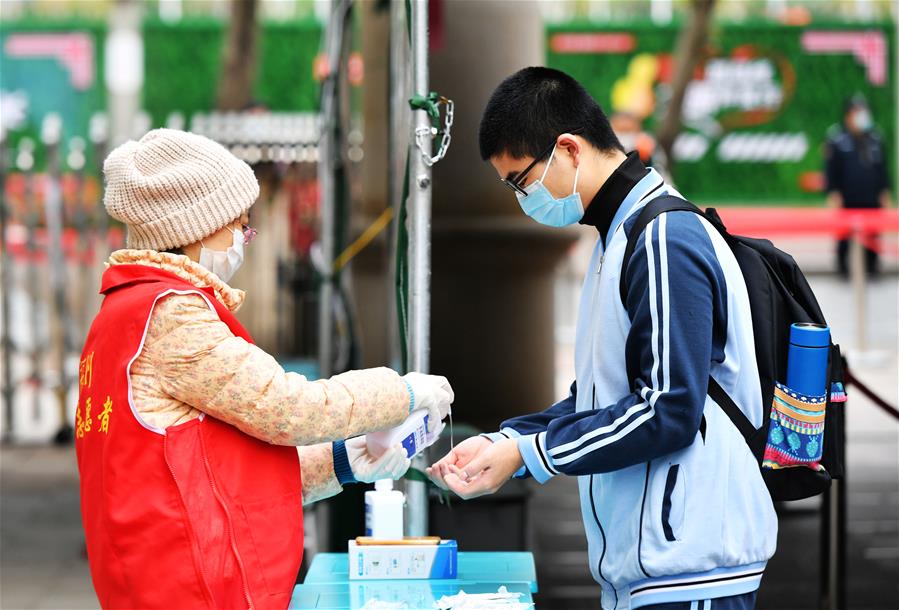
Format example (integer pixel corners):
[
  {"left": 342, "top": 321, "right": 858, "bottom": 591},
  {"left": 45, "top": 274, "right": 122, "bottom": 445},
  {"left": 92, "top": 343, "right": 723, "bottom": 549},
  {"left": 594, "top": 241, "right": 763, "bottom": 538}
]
[
  {"left": 0, "top": 447, "right": 95, "bottom": 609},
  {"left": 1, "top": 264, "right": 896, "bottom": 609}
]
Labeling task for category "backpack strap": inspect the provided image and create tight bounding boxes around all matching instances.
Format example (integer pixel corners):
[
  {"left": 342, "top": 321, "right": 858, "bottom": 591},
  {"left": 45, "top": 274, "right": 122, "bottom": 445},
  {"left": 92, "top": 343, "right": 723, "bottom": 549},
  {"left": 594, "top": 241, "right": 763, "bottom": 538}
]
[
  {"left": 619, "top": 194, "right": 758, "bottom": 443},
  {"left": 708, "top": 377, "right": 756, "bottom": 442},
  {"left": 619, "top": 195, "right": 701, "bottom": 306}
]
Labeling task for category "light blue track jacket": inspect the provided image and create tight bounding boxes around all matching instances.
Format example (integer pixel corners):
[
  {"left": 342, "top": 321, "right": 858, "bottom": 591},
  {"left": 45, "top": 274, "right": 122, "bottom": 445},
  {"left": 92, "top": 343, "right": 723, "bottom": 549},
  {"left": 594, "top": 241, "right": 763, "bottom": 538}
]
[{"left": 485, "top": 157, "right": 777, "bottom": 609}]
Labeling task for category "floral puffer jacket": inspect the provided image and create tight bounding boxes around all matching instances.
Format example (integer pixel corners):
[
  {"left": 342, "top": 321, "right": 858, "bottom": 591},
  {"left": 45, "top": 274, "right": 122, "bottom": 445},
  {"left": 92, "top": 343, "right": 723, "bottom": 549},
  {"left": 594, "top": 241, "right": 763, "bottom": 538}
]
[{"left": 110, "top": 249, "right": 411, "bottom": 504}]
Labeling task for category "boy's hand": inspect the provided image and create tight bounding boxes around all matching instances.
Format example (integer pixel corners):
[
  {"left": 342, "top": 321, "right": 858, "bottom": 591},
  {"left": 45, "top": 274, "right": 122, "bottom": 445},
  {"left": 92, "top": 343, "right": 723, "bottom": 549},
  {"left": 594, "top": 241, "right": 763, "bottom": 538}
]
[
  {"left": 426, "top": 436, "right": 492, "bottom": 490},
  {"left": 441, "top": 438, "right": 524, "bottom": 500}
]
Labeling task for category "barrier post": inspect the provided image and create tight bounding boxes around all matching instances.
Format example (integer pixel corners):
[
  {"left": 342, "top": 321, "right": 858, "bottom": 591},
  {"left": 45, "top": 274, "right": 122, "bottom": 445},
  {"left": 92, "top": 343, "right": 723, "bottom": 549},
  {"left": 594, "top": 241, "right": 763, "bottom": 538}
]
[
  {"left": 820, "top": 440, "right": 848, "bottom": 610},
  {"left": 849, "top": 227, "right": 867, "bottom": 351}
]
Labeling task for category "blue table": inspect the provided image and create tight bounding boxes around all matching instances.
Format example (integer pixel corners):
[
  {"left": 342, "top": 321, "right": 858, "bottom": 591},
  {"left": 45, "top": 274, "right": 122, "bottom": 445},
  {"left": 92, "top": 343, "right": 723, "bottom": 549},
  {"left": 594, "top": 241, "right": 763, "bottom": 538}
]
[{"left": 290, "top": 552, "right": 537, "bottom": 609}]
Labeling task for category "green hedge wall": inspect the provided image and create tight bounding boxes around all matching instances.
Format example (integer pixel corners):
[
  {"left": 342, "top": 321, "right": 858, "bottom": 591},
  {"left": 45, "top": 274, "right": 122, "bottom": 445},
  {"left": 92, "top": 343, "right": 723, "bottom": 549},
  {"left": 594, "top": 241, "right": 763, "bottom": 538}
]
[
  {"left": 546, "top": 19, "right": 896, "bottom": 204},
  {"left": 142, "top": 17, "right": 322, "bottom": 127},
  {"left": 1, "top": 17, "right": 322, "bottom": 171},
  {"left": 0, "top": 18, "right": 107, "bottom": 170}
]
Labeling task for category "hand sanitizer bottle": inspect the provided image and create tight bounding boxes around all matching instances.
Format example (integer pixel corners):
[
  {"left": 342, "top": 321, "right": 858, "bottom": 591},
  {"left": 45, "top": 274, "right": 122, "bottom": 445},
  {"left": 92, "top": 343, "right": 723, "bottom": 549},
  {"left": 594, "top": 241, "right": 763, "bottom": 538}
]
[
  {"left": 364, "top": 479, "right": 405, "bottom": 539},
  {"left": 365, "top": 409, "right": 444, "bottom": 460}
]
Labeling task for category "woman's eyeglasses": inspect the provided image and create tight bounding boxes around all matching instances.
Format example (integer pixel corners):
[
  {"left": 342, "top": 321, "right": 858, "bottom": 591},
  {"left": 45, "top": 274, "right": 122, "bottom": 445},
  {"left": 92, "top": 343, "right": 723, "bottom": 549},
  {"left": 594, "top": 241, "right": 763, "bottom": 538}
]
[{"left": 241, "top": 224, "right": 258, "bottom": 245}]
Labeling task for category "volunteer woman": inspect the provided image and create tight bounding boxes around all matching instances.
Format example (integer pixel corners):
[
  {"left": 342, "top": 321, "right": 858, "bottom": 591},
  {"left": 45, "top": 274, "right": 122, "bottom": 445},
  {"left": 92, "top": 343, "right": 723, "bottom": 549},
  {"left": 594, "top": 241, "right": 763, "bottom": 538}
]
[{"left": 75, "top": 129, "right": 453, "bottom": 610}]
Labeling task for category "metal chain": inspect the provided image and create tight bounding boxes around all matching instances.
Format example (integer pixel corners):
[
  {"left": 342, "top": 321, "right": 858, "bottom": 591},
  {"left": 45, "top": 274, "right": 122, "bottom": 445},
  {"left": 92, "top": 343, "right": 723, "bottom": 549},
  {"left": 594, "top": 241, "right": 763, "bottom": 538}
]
[{"left": 414, "top": 97, "right": 454, "bottom": 167}]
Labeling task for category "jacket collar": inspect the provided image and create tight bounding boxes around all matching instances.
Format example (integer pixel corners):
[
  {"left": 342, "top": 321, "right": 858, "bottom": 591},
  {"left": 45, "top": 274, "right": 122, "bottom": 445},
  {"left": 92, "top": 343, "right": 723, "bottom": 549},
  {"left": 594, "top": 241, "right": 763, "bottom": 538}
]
[
  {"left": 579, "top": 152, "right": 649, "bottom": 246},
  {"left": 102, "top": 249, "right": 245, "bottom": 312}
]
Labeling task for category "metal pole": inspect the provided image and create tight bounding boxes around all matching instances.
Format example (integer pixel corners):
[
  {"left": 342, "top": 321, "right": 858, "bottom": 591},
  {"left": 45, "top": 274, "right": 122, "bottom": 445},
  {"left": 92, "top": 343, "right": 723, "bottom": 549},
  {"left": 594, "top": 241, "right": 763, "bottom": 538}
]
[
  {"left": 387, "top": 0, "right": 410, "bottom": 369},
  {"left": 405, "top": 0, "right": 432, "bottom": 538},
  {"left": 318, "top": 0, "right": 351, "bottom": 379},
  {"left": 19, "top": 139, "right": 41, "bottom": 426},
  {"left": 827, "top": 478, "right": 847, "bottom": 610},
  {"left": 0, "top": 130, "right": 13, "bottom": 442},
  {"left": 69, "top": 137, "right": 92, "bottom": 342},
  {"left": 820, "top": 443, "right": 847, "bottom": 610},
  {"left": 42, "top": 114, "right": 73, "bottom": 443},
  {"left": 849, "top": 228, "right": 866, "bottom": 351},
  {"left": 89, "top": 113, "right": 110, "bottom": 279}
]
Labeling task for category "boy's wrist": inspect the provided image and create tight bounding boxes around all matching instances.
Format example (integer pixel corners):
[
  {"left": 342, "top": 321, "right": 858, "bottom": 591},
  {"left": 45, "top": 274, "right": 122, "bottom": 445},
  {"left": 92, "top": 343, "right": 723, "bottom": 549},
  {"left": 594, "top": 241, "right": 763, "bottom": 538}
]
[{"left": 517, "top": 432, "right": 558, "bottom": 484}]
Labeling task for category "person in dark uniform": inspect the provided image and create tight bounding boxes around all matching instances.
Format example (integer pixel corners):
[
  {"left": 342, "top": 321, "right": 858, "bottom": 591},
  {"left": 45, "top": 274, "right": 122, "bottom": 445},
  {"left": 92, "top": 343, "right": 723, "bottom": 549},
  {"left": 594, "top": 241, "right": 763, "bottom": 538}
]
[{"left": 824, "top": 94, "right": 893, "bottom": 277}]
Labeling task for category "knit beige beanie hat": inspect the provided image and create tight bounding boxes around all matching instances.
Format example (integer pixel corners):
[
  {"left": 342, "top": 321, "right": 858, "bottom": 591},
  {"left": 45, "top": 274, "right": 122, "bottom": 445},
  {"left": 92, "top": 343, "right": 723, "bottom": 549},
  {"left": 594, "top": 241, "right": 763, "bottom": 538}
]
[{"left": 103, "top": 129, "right": 259, "bottom": 251}]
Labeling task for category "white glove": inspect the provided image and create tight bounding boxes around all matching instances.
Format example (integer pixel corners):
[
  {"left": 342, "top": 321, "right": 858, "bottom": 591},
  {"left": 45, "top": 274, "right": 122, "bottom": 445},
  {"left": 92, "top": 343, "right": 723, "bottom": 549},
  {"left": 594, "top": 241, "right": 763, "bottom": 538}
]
[
  {"left": 346, "top": 436, "right": 411, "bottom": 483},
  {"left": 402, "top": 372, "right": 454, "bottom": 434}
]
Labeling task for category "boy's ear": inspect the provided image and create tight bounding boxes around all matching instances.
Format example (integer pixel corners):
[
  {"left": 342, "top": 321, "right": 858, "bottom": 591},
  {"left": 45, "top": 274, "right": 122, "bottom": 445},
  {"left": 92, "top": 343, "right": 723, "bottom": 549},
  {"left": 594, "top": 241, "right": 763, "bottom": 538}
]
[{"left": 556, "top": 134, "right": 582, "bottom": 166}]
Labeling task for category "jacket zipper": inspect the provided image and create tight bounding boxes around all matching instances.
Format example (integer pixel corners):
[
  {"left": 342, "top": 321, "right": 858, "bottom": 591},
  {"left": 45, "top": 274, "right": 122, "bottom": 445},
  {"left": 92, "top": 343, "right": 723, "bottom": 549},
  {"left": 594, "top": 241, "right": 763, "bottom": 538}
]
[
  {"left": 589, "top": 474, "right": 618, "bottom": 609},
  {"left": 588, "top": 179, "right": 664, "bottom": 605},
  {"left": 198, "top": 431, "right": 255, "bottom": 610},
  {"left": 164, "top": 436, "right": 218, "bottom": 609},
  {"left": 591, "top": 260, "right": 617, "bottom": 607},
  {"left": 589, "top": 382, "right": 618, "bottom": 609}
]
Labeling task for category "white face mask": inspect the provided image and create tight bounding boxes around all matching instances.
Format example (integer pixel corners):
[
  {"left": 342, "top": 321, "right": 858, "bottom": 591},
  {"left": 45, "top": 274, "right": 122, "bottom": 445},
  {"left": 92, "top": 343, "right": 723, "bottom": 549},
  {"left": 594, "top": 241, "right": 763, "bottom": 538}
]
[
  {"left": 199, "top": 228, "right": 245, "bottom": 283},
  {"left": 852, "top": 108, "right": 873, "bottom": 132}
]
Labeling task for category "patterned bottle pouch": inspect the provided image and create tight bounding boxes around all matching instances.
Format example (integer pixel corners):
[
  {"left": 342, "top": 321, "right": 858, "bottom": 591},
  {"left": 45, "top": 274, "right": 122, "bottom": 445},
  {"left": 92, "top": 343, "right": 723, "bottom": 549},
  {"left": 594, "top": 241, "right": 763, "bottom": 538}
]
[{"left": 762, "top": 382, "right": 827, "bottom": 471}]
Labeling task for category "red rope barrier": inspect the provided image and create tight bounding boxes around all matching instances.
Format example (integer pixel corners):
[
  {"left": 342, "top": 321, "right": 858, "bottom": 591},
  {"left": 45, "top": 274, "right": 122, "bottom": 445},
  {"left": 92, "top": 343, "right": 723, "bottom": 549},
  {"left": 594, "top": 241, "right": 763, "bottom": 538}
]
[
  {"left": 714, "top": 208, "right": 899, "bottom": 236},
  {"left": 844, "top": 369, "right": 899, "bottom": 422},
  {"left": 713, "top": 208, "right": 899, "bottom": 258}
]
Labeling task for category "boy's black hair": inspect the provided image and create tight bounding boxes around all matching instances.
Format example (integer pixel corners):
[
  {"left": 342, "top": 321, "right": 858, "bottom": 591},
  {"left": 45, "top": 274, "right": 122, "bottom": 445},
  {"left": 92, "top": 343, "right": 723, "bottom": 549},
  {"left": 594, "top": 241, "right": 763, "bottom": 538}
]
[{"left": 479, "top": 66, "right": 623, "bottom": 161}]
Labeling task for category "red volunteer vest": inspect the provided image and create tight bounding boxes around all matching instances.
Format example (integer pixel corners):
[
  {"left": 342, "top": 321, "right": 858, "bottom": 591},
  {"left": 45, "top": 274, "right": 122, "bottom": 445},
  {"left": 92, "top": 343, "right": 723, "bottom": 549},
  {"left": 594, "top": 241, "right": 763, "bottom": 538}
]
[{"left": 75, "top": 264, "right": 303, "bottom": 610}]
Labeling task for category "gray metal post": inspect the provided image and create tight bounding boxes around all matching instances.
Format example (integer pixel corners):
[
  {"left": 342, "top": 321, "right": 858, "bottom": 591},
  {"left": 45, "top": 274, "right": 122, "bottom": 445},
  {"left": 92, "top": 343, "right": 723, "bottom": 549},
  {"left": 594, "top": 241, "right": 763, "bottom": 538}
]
[
  {"left": 387, "top": 0, "right": 410, "bottom": 369},
  {"left": 0, "top": 130, "right": 12, "bottom": 442},
  {"left": 69, "top": 137, "right": 92, "bottom": 342},
  {"left": 318, "top": 0, "right": 352, "bottom": 378},
  {"left": 42, "top": 114, "right": 73, "bottom": 443},
  {"left": 821, "top": 435, "right": 847, "bottom": 610},
  {"left": 827, "top": 478, "right": 846, "bottom": 610},
  {"left": 19, "top": 139, "right": 41, "bottom": 426},
  {"left": 849, "top": 228, "right": 866, "bottom": 351},
  {"left": 89, "top": 113, "right": 110, "bottom": 267},
  {"left": 405, "top": 0, "right": 432, "bottom": 538}
]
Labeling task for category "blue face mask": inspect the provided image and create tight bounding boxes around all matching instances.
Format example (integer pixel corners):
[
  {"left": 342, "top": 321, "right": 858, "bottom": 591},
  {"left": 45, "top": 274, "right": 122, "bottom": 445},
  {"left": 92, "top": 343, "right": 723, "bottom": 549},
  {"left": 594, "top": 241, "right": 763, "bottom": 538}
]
[{"left": 516, "top": 145, "right": 583, "bottom": 227}]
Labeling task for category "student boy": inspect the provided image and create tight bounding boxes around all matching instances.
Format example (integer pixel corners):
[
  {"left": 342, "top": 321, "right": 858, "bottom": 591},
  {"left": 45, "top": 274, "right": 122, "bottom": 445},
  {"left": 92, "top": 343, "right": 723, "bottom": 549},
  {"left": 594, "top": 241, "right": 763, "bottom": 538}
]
[{"left": 428, "top": 67, "right": 777, "bottom": 610}]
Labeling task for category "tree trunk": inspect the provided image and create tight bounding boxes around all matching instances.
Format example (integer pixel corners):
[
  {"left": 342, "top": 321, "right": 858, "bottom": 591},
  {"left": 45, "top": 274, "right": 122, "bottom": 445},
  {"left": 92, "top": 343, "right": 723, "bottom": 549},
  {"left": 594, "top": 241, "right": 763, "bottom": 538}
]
[
  {"left": 217, "top": 0, "right": 259, "bottom": 111},
  {"left": 656, "top": 0, "right": 717, "bottom": 170}
]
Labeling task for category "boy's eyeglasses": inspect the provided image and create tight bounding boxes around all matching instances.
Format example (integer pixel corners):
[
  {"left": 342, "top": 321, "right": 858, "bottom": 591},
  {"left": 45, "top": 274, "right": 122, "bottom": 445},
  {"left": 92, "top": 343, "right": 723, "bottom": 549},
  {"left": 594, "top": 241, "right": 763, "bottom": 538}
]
[{"left": 500, "top": 128, "right": 583, "bottom": 196}]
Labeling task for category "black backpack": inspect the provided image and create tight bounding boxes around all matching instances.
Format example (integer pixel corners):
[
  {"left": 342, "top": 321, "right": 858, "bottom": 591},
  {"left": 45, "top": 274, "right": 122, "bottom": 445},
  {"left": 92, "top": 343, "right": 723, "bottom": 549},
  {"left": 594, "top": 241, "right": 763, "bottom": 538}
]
[{"left": 621, "top": 195, "right": 845, "bottom": 501}]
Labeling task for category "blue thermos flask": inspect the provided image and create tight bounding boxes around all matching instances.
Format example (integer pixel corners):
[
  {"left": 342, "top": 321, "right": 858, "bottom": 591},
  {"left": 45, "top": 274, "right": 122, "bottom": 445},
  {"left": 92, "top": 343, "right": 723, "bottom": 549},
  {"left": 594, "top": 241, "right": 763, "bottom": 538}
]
[{"left": 786, "top": 323, "right": 831, "bottom": 397}]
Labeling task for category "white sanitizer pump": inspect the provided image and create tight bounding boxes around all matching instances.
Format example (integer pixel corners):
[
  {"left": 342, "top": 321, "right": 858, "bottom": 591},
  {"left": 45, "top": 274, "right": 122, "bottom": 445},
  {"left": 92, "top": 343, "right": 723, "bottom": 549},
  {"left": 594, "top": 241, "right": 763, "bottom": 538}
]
[{"left": 364, "top": 479, "right": 405, "bottom": 539}]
